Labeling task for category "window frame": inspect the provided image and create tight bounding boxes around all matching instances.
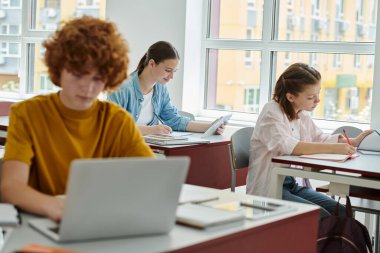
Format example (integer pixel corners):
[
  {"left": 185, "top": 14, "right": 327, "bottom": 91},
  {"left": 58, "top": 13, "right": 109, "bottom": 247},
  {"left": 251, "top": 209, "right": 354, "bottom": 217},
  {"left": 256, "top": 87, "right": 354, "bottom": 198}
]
[
  {"left": 0, "top": 0, "right": 105, "bottom": 100},
  {"left": 190, "top": 0, "right": 379, "bottom": 129}
]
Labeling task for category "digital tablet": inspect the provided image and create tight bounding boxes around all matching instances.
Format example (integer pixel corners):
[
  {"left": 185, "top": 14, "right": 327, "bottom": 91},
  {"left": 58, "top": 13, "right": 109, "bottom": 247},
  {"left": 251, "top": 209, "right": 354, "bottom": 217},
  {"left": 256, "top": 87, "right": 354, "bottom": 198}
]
[{"left": 201, "top": 114, "right": 232, "bottom": 138}]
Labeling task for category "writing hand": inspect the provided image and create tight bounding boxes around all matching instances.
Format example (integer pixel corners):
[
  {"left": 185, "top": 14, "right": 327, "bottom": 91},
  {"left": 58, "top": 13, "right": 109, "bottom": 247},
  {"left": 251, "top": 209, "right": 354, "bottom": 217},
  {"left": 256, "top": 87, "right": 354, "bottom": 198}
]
[
  {"left": 152, "top": 125, "right": 172, "bottom": 134},
  {"left": 332, "top": 143, "right": 357, "bottom": 155}
]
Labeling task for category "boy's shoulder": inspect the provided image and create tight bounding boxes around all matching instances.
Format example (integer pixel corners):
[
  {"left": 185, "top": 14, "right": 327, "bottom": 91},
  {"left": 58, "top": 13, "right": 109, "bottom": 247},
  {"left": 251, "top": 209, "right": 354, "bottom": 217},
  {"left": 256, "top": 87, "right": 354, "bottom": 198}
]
[
  {"left": 98, "top": 100, "right": 133, "bottom": 120},
  {"left": 12, "top": 93, "right": 56, "bottom": 112}
]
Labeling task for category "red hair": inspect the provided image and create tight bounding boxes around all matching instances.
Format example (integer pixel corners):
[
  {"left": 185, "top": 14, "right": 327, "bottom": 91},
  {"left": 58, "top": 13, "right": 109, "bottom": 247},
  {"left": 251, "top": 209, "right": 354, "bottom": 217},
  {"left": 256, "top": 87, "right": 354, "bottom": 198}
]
[{"left": 43, "top": 16, "right": 129, "bottom": 91}]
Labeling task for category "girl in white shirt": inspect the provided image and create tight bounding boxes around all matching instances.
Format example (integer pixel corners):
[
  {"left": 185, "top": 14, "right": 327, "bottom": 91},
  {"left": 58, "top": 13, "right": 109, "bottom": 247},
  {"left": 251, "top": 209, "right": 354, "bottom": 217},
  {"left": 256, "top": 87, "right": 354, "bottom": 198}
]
[{"left": 246, "top": 63, "right": 372, "bottom": 217}]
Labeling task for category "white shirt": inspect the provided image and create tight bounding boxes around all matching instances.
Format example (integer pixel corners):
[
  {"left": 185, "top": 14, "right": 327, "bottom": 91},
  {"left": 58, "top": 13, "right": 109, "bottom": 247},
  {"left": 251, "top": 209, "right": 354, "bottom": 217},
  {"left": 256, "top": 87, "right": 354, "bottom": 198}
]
[
  {"left": 246, "top": 101, "right": 339, "bottom": 197},
  {"left": 290, "top": 118, "right": 301, "bottom": 140},
  {"left": 136, "top": 90, "right": 154, "bottom": 125}
]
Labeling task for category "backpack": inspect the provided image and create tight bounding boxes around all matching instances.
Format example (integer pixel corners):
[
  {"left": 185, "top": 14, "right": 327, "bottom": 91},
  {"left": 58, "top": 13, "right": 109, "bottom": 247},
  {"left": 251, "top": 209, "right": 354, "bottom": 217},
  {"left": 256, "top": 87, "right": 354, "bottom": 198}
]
[{"left": 317, "top": 197, "right": 373, "bottom": 253}]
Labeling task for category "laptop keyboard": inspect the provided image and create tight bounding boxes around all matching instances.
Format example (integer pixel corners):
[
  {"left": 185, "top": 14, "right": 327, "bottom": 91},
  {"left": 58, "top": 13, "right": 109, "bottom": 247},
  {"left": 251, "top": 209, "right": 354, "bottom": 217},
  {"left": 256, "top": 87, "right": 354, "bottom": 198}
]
[{"left": 49, "top": 226, "right": 60, "bottom": 234}]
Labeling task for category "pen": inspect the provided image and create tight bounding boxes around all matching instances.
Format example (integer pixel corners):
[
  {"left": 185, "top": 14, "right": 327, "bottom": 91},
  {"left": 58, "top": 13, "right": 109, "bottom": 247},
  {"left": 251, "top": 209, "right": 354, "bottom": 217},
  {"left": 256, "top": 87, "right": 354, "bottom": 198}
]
[
  {"left": 374, "top": 130, "right": 380, "bottom": 136},
  {"left": 153, "top": 112, "right": 165, "bottom": 125},
  {"left": 342, "top": 129, "right": 352, "bottom": 146}
]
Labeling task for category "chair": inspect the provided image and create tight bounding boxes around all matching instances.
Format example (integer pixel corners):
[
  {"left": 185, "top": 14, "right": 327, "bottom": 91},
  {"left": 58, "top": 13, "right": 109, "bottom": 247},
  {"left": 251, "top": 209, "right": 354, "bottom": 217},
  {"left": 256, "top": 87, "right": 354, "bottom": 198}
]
[
  {"left": 228, "top": 127, "right": 254, "bottom": 192},
  {"left": 332, "top": 126, "right": 363, "bottom": 137},
  {"left": 178, "top": 111, "right": 195, "bottom": 121}
]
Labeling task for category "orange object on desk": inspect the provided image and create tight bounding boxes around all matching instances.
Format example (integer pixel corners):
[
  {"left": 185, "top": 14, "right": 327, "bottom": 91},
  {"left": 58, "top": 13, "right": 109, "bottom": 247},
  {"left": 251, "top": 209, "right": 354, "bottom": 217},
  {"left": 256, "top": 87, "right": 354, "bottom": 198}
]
[{"left": 18, "top": 243, "right": 82, "bottom": 253}]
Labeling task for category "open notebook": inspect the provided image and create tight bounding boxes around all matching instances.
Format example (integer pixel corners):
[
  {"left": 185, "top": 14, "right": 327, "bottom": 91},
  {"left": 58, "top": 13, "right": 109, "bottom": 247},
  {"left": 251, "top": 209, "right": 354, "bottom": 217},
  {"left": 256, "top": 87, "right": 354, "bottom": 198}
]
[{"left": 299, "top": 153, "right": 359, "bottom": 162}]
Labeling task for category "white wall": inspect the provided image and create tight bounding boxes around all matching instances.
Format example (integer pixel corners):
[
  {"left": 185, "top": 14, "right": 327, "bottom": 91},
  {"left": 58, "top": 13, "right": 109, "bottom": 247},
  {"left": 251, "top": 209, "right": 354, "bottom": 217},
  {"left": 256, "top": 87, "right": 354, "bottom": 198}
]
[{"left": 106, "top": 0, "right": 187, "bottom": 108}]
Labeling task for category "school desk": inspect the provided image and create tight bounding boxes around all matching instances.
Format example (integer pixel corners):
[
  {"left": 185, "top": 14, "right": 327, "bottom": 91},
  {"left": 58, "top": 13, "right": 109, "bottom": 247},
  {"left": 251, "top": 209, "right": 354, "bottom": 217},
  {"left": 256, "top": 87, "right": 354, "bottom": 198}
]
[
  {"left": 269, "top": 154, "right": 380, "bottom": 253},
  {"left": 269, "top": 154, "right": 380, "bottom": 199},
  {"left": 150, "top": 133, "right": 247, "bottom": 189},
  {"left": 1, "top": 184, "right": 319, "bottom": 253}
]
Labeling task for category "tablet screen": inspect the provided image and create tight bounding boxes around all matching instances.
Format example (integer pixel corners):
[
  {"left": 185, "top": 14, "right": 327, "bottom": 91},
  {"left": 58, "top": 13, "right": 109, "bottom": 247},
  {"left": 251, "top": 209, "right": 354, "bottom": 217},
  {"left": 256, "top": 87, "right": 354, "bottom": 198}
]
[{"left": 201, "top": 114, "right": 232, "bottom": 138}]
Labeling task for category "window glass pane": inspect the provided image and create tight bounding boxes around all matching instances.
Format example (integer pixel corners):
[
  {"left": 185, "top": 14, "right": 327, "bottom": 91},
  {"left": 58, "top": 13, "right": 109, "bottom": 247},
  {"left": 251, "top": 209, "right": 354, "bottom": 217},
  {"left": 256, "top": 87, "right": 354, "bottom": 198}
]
[
  {"left": 209, "top": 0, "right": 264, "bottom": 40},
  {"left": 0, "top": 1, "right": 22, "bottom": 35},
  {"left": 275, "top": 52, "right": 373, "bottom": 123},
  {"left": 31, "top": 0, "right": 106, "bottom": 31},
  {"left": 277, "top": 0, "right": 378, "bottom": 42},
  {"left": 206, "top": 49, "right": 261, "bottom": 113},
  {"left": 27, "top": 43, "right": 59, "bottom": 94},
  {"left": 0, "top": 42, "right": 20, "bottom": 94}
]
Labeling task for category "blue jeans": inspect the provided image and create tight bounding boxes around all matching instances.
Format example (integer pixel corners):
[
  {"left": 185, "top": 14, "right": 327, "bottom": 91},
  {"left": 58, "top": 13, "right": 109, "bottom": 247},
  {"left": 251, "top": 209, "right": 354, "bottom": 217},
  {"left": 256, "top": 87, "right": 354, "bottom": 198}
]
[{"left": 282, "top": 176, "right": 346, "bottom": 219}]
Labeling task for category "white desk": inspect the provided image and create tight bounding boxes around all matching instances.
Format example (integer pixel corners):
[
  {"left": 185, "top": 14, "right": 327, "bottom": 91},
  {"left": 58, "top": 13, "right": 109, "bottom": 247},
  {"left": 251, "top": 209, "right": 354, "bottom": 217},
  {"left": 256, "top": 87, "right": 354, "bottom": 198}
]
[
  {"left": 269, "top": 154, "right": 380, "bottom": 199},
  {"left": 2, "top": 185, "right": 319, "bottom": 253},
  {"left": 269, "top": 155, "right": 380, "bottom": 253}
]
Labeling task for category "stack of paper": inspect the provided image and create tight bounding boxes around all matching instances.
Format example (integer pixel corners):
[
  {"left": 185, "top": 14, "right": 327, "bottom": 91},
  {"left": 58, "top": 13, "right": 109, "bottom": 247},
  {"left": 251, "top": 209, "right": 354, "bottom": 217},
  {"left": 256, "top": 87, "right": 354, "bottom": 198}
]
[
  {"left": 144, "top": 134, "right": 210, "bottom": 146},
  {"left": 0, "top": 204, "right": 19, "bottom": 226}
]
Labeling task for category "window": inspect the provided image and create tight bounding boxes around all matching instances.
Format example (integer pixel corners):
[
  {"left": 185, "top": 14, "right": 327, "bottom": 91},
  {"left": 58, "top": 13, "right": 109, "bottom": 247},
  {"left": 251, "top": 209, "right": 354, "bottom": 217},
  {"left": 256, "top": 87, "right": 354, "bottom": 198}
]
[
  {"left": 1, "top": 24, "right": 20, "bottom": 35},
  {"left": 333, "top": 53, "right": 342, "bottom": 69},
  {"left": 1, "top": 0, "right": 21, "bottom": 8},
  {"left": 193, "top": 0, "right": 378, "bottom": 125},
  {"left": 0, "top": 0, "right": 106, "bottom": 99},
  {"left": 244, "top": 87, "right": 259, "bottom": 112},
  {"left": 354, "top": 54, "right": 361, "bottom": 69}
]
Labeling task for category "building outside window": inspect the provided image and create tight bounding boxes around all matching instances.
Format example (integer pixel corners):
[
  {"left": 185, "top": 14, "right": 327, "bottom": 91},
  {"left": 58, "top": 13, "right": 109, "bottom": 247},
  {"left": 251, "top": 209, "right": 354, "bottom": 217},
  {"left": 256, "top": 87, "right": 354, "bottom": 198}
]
[
  {"left": 199, "top": 0, "right": 377, "bottom": 124},
  {"left": 0, "top": 0, "right": 106, "bottom": 99}
]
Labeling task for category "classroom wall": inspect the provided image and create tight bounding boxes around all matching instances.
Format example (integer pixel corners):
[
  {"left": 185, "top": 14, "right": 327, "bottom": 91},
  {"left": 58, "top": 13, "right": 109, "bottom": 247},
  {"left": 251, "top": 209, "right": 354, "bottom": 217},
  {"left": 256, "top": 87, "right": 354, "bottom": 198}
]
[{"left": 106, "top": 0, "right": 187, "bottom": 109}]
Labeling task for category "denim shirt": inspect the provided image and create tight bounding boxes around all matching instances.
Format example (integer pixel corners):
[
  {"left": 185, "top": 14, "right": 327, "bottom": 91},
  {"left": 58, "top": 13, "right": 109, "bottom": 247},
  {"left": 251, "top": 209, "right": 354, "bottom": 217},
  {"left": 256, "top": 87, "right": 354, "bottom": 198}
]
[{"left": 108, "top": 72, "right": 190, "bottom": 131}]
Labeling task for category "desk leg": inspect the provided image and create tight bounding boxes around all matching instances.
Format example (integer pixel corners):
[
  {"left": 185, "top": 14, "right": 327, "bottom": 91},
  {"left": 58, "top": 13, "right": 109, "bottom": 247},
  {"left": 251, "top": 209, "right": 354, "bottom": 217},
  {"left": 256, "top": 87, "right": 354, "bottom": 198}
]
[
  {"left": 269, "top": 168, "right": 285, "bottom": 199},
  {"left": 375, "top": 214, "right": 379, "bottom": 253}
]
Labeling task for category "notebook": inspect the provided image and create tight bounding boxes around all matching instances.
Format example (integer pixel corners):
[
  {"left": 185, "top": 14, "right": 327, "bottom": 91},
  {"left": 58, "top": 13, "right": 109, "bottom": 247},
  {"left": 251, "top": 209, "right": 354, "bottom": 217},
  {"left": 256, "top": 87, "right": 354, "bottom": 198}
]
[
  {"left": 28, "top": 157, "right": 190, "bottom": 242},
  {"left": 299, "top": 153, "right": 359, "bottom": 162},
  {"left": 145, "top": 135, "right": 210, "bottom": 146},
  {"left": 0, "top": 204, "right": 19, "bottom": 226},
  {"left": 176, "top": 203, "right": 245, "bottom": 229}
]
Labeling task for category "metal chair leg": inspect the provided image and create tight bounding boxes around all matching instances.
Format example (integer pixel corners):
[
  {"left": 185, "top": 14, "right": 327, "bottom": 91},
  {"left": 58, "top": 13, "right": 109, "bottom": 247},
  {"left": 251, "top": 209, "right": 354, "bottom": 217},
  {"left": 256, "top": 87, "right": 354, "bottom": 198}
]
[{"left": 228, "top": 143, "right": 236, "bottom": 192}]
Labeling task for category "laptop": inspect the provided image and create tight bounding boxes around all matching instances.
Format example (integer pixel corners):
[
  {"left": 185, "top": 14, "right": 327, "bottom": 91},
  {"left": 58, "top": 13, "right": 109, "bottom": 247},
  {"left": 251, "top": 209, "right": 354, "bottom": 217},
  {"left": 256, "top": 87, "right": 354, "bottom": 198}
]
[{"left": 28, "top": 157, "right": 190, "bottom": 242}]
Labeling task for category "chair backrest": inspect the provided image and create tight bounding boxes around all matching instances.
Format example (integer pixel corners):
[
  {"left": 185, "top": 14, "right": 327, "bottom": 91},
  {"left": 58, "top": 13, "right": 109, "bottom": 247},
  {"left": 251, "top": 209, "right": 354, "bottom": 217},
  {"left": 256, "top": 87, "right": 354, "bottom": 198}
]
[
  {"left": 230, "top": 127, "right": 254, "bottom": 170},
  {"left": 178, "top": 111, "right": 195, "bottom": 121},
  {"left": 332, "top": 126, "right": 362, "bottom": 138}
]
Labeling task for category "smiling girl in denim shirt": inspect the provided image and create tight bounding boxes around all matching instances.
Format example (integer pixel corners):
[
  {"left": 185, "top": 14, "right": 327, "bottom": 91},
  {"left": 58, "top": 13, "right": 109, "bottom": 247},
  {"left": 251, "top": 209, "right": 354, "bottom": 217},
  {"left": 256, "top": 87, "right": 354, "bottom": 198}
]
[{"left": 108, "top": 41, "right": 226, "bottom": 136}]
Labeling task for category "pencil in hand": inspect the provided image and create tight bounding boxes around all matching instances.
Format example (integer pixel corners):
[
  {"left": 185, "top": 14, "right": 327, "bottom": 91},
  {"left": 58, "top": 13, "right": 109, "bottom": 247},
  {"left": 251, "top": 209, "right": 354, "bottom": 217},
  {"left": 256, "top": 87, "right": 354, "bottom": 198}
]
[{"left": 342, "top": 129, "right": 352, "bottom": 146}]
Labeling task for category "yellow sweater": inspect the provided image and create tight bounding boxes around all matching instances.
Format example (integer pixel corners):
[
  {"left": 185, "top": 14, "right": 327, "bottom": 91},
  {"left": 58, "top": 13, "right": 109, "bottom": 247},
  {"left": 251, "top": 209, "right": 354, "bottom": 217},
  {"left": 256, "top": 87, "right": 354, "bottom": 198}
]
[{"left": 4, "top": 92, "right": 154, "bottom": 195}]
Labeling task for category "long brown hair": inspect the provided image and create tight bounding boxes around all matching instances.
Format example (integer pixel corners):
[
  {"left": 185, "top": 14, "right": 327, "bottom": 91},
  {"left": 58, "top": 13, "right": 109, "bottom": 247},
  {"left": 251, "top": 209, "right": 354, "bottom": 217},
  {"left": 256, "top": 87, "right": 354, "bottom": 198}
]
[
  {"left": 135, "top": 41, "right": 179, "bottom": 75},
  {"left": 273, "top": 63, "right": 321, "bottom": 120}
]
